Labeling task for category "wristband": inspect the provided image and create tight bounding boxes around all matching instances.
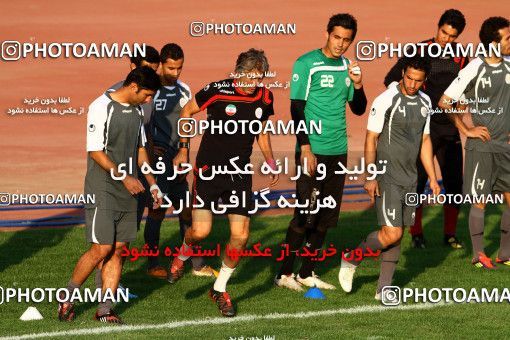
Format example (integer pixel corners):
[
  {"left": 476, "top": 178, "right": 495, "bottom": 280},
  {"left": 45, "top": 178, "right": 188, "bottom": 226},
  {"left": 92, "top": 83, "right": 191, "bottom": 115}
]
[
  {"left": 178, "top": 142, "right": 190, "bottom": 149},
  {"left": 149, "top": 184, "right": 164, "bottom": 198}
]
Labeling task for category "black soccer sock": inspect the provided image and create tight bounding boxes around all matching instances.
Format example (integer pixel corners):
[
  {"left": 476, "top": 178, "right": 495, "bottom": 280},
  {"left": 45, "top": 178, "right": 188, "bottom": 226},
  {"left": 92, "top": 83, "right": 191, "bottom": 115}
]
[
  {"left": 498, "top": 208, "right": 510, "bottom": 259},
  {"left": 377, "top": 243, "right": 401, "bottom": 293},
  {"left": 469, "top": 206, "right": 485, "bottom": 257},
  {"left": 95, "top": 269, "right": 102, "bottom": 290},
  {"left": 349, "top": 231, "right": 384, "bottom": 266},
  {"left": 144, "top": 216, "right": 162, "bottom": 269},
  {"left": 298, "top": 228, "right": 327, "bottom": 278},
  {"left": 277, "top": 224, "right": 306, "bottom": 278}
]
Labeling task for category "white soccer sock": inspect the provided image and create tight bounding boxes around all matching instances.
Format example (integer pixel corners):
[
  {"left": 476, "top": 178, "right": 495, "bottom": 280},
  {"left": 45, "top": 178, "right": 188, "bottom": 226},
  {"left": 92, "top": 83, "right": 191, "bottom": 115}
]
[
  {"left": 177, "top": 240, "right": 192, "bottom": 261},
  {"left": 213, "top": 262, "right": 235, "bottom": 292}
]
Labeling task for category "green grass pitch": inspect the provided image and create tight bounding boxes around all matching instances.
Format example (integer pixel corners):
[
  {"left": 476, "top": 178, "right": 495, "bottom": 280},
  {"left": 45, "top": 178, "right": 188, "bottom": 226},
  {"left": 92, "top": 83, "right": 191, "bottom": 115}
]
[{"left": 0, "top": 205, "right": 509, "bottom": 339}]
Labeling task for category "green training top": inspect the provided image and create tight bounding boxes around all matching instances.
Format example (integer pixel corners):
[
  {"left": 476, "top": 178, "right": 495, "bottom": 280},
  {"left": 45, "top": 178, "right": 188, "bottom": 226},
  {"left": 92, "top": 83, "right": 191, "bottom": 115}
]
[{"left": 290, "top": 48, "right": 354, "bottom": 155}]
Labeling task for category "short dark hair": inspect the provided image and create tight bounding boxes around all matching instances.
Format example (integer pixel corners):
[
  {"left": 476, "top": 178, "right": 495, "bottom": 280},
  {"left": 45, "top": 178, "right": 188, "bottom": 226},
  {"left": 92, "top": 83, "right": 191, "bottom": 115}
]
[
  {"left": 160, "top": 43, "right": 184, "bottom": 63},
  {"left": 123, "top": 66, "right": 161, "bottom": 92},
  {"left": 235, "top": 48, "right": 269, "bottom": 73},
  {"left": 479, "top": 16, "right": 510, "bottom": 49},
  {"left": 438, "top": 9, "right": 466, "bottom": 35},
  {"left": 402, "top": 56, "right": 431, "bottom": 77},
  {"left": 327, "top": 13, "right": 357, "bottom": 40},
  {"left": 129, "top": 45, "right": 160, "bottom": 67}
]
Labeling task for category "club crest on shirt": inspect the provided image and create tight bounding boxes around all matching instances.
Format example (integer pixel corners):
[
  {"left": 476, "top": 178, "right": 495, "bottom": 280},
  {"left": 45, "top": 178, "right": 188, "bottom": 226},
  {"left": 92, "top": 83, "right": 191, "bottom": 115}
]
[
  {"left": 292, "top": 73, "right": 299, "bottom": 82},
  {"left": 420, "top": 106, "right": 429, "bottom": 117},
  {"left": 88, "top": 124, "right": 95, "bottom": 132},
  {"left": 255, "top": 107, "right": 263, "bottom": 119},
  {"left": 506, "top": 73, "right": 510, "bottom": 84},
  {"left": 345, "top": 77, "right": 351, "bottom": 87},
  {"left": 225, "top": 104, "right": 237, "bottom": 116}
]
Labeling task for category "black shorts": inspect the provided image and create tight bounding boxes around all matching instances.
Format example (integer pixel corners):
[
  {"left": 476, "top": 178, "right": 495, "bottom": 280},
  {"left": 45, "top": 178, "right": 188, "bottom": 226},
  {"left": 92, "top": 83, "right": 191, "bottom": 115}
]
[
  {"left": 289, "top": 153, "right": 347, "bottom": 230},
  {"left": 192, "top": 170, "right": 253, "bottom": 216}
]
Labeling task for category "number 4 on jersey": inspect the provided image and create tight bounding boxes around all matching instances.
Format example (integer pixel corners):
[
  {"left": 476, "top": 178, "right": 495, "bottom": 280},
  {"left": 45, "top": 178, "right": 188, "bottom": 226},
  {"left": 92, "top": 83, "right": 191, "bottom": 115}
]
[{"left": 387, "top": 208, "right": 396, "bottom": 220}]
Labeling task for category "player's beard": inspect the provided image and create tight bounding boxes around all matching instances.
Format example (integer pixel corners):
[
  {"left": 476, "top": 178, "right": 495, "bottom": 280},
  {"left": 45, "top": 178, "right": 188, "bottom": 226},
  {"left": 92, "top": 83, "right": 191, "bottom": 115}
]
[
  {"left": 406, "top": 86, "right": 417, "bottom": 95},
  {"left": 163, "top": 75, "right": 177, "bottom": 86},
  {"left": 400, "top": 82, "right": 416, "bottom": 96}
]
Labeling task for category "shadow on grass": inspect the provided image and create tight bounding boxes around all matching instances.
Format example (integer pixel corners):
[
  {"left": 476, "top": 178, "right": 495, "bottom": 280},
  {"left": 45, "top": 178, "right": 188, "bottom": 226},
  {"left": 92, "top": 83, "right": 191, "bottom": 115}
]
[
  {"left": 113, "top": 221, "right": 184, "bottom": 316},
  {"left": 0, "top": 221, "right": 76, "bottom": 273}
]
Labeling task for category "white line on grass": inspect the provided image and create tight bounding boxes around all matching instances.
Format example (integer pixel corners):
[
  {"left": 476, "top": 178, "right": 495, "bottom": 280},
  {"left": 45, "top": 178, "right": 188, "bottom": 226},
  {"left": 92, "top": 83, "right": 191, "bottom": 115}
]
[{"left": 2, "top": 303, "right": 449, "bottom": 339}]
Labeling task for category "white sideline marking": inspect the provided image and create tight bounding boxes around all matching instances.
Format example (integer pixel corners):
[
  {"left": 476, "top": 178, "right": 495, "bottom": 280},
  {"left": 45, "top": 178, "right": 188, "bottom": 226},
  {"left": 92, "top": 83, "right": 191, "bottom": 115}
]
[{"left": 1, "top": 303, "right": 449, "bottom": 339}]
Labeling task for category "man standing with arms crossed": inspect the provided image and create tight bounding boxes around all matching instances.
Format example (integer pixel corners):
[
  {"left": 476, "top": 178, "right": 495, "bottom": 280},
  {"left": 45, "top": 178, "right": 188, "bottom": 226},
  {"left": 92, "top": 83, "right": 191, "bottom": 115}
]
[
  {"left": 384, "top": 9, "right": 468, "bottom": 249},
  {"left": 439, "top": 17, "right": 510, "bottom": 269},
  {"left": 58, "top": 67, "right": 163, "bottom": 324},
  {"left": 339, "top": 57, "right": 441, "bottom": 300},
  {"left": 275, "top": 13, "right": 367, "bottom": 291}
]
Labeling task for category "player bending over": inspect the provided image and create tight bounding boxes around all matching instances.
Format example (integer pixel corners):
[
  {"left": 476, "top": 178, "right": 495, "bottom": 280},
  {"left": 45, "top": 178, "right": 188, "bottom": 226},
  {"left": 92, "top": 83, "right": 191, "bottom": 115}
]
[{"left": 169, "top": 48, "right": 278, "bottom": 317}]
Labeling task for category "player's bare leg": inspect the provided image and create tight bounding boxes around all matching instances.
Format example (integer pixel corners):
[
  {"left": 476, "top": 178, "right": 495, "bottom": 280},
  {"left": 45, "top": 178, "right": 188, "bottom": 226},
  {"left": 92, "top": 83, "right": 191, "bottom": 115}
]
[
  {"left": 94, "top": 242, "right": 125, "bottom": 323},
  {"left": 168, "top": 209, "right": 212, "bottom": 283},
  {"left": 95, "top": 241, "right": 130, "bottom": 293},
  {"left": 58, "top": 244, "right": 113, "bottom": 321},
  {"left": 216, "top": 214, "right": 250, "bottom": 281},
  {"left": 178, "top": 206, "right": 213, "bottom": 276},
  {"left": 186, "top": 209, "right": 214, "bottom": 242},
  {"left": 70, "top": 244, "right": 114, "bottom": 286},
  {"left": 97, "top": 243, "right": 124, "bottom": 311}
]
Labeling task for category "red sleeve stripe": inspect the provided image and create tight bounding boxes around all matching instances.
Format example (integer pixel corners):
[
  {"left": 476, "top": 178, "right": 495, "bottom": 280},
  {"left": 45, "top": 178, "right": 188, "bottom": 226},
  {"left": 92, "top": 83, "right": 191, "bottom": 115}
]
[
  {"left": 460, "top": 57, "right": 467, "bottom": 69},
  {"left": 262, "top": 88, "right": 272, "bottom": 105},
  {"left": 234, "top": 83, "right": 245, "bottom": 95}
]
